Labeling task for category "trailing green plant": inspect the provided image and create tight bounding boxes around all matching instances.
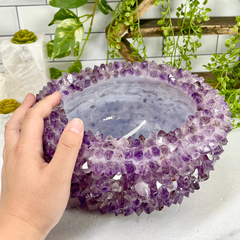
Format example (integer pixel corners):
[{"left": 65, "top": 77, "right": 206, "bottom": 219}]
[
  {"left": 47, "top": 0, "right": 113, "bottom": 79},
  {"left": 106, "top": 0, "right": 147, "bottom": 61},
  {"left": 157, "top": 0, "right": 211, "bottom": 70},
  {"left": 46, "top": 0, "right": 240, "bottom": 128},
  {"left": 204, "top": 16, "right": 240, "bottom": 129},
  {"left": 106, "top": 0, "right": 212, "bottom": 68}
]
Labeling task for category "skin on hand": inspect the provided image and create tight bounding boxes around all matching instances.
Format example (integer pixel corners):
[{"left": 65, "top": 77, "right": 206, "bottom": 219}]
[{"left": 0, "top": 92, "right": 84, "bottom": 240}]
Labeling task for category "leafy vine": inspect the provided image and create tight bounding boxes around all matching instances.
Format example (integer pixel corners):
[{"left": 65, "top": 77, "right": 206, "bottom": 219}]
[
  {"left": 106, "top": 0, "right": 147, "bottom": 61},
  {"left": 157, "top": 0, "right": 211, "bottom": 70},
  {"left": 204, "top": 16, "right": 240, "bottom": 128},
  {"left": 47, "top": 0, "right": 113, "bottom": 79}
]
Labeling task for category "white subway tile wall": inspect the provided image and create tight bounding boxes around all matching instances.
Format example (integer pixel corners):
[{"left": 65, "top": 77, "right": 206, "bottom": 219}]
[
  {"left": 190, "top": 55, "right": 214, "bottom": 72},
  {"left": 17, "top": 6, "right": 59, "bottom": 34},
  {"left": 0, "top": 7, "right": 19, "bottom": 35},
  {"left": 0, "top": 0, "right": 239, "bottom": 73}
]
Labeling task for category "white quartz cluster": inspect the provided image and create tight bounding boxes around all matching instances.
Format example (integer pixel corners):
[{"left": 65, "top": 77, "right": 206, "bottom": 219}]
[{"left": 0, "top": 34, "right": 50, "bottom": 102}]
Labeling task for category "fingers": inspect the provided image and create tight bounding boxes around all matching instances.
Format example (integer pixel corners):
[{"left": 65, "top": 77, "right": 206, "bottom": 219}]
[
  {"left": 4, "top": 93, "right": 36, "bottom": 156},
  {"left": 19, "top": 92, "right": 61, "bottom": 151},
  {"left": 49, "top": 119, "right": 84, "bottom": 182}
]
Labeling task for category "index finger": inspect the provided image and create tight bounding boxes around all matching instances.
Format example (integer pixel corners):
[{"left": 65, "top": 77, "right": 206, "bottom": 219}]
[
  {"left": 4, "top": 93, "right": 36, "bottom": 157},
  {"left": 19, "top": 92, "right": 62, "bottom": 152}
]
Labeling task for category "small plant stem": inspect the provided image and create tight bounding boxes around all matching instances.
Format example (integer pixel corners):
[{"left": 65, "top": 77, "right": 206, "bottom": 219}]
[
  {"left": 135, "top": 0, "right": 147, "bottom": 60},
  {"left": 186, "top": 1, "right": 192, "bottom": 60},
  {"left": 106, "top": 0, "right": 123, "bottom": 63},
  {"left": 90, "top": 0, "right": 98, "bottom": 27},
  {"left": 174, "top": 1, "right": 188, "bottom": 67},
  {"left": 77, "top": 27, "right": 92, "bottom": 60},
  {"left": 82, "top": 15, "right": 93, "bottom": 24},
  {"left": 166, "top": 0, "right": 175, "bottom": 65},
  {"left": 228, "top": 89, "right": 240, "bottom": 101},
  {"left": 79, "top": 14, "right": 93, "bottom": 19},
  {"left": 76, "top": 0, "right": 98, "bottom": 61}
]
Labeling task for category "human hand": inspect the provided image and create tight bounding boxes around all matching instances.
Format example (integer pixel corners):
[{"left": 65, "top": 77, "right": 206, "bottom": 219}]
[{"left": 0, "top": 92, "right": 84, "bottom": 239}]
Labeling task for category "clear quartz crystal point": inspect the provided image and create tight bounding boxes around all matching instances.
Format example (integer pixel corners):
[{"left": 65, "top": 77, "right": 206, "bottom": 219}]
[{"left": 0, "top": 34, "right": 50, "bottom": 102}]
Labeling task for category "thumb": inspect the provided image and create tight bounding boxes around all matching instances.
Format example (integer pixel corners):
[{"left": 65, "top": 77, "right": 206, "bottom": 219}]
[{"left": 49, "top": 118, "right": 84, "bottom": 180}]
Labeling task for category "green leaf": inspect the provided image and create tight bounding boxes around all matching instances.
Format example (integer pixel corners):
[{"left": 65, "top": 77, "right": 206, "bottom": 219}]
[
  {"left": 49, "top": 0, "right": 88, "bottom": 9},
  {"left": 52, "top": 18, "right": 84, "bottom": 58},
  {"left": 48, "top": 9, "right": 78, "bottom": 26},
  {"left": 68, "top": 60, "right": 82, "bottom": 73},
  {"left": 157, "top": 19, "right": 165, "bottom": 25},
  {"left": 97, "top": 0, "right": 113, "bottom": 15},
  {"left": 205, "top": 8, "right": 212, "bottom": 13},
  {"left": 226, "top": 39, "right": 232, "bottom": 44},
  {"left": 50, "top": 67, "right": 62, "bottom": 79},
  {"left": 163, "top": 30, "right": 169, "bottom": 36},
  {"left": 203, "top": 15, "right": 210, "bottom": 21},
  {"left": 47, "top": 40, "right": 71, "bottom": 59},
  {"left": 233, "top": 25, "right": 239, "bottom": 33}
]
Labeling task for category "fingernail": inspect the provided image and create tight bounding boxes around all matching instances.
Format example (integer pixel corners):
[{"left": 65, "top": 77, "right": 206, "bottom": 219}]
[{"left": 68, "top": 118, "right": 84, "bottom": 134}]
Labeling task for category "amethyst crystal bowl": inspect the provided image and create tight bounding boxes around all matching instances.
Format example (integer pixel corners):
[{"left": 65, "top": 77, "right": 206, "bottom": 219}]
[{"left": 37, "top": 61, "right": 232, "bottom": 216}]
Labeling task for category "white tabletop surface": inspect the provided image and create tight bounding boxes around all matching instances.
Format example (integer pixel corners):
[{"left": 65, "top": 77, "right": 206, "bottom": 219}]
[{"left": 0, "top": 127, "right": 240, "bottom": 240}]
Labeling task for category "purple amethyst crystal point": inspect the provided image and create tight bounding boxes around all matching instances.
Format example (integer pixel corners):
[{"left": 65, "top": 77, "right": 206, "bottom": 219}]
[
  {"left": 39, "top": 60, "right": 232, "bottom": 216},
  {"left": 134, "top": 149, "right": 143, "bottom": 161},
  {"left": 120, "top": 68, "right": 127, "bottom": 77},
  {"left": 113, "top": 61, "right": 121, "bottom": 69},
  {"left": 151, "top": 146, "right": 160, "bottom": 157},
  {"left": 160, "top": 72, "right": 168, "bottom": 80}
]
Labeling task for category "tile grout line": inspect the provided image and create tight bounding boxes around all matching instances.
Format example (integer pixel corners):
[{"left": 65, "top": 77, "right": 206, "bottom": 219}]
[
  {"left": 15, "top": 6, "right": 21, "bottom": 30},
  {"left": 215, "top": 35, "right": 219, "bottom": 54},
  {"left": 49, "top": 54, "right": 216, "bottom": 63}
]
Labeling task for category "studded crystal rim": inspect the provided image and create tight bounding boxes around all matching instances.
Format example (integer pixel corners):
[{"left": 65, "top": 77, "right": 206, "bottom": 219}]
[{"left": 37, "top": 61, "right": 232, "bottom": 216}]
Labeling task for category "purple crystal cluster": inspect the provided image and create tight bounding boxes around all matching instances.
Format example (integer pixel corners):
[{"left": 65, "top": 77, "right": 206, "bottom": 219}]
[{"left": 37, "top": 61, "right": 232, "bottom": 216}]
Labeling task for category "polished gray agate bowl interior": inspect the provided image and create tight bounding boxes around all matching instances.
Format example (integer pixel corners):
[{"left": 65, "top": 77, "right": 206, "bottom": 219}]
[{"left": 37, "top": 61, "right": 232, "bottom": 216}]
